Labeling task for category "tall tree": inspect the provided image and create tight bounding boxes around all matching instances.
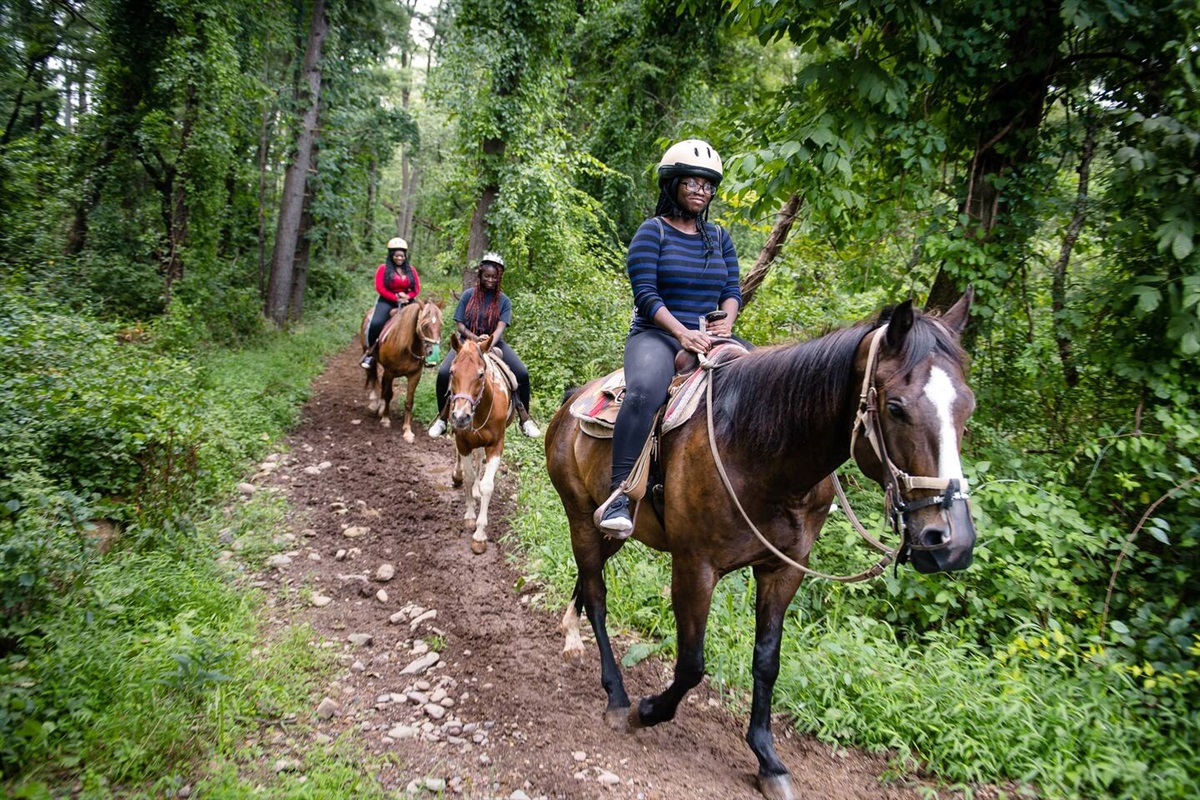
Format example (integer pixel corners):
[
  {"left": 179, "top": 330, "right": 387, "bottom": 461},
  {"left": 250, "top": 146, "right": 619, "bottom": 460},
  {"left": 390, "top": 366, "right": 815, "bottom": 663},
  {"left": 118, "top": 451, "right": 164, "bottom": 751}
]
[{"left": 266, "top": 0, "right": 327, "bottom": 325}]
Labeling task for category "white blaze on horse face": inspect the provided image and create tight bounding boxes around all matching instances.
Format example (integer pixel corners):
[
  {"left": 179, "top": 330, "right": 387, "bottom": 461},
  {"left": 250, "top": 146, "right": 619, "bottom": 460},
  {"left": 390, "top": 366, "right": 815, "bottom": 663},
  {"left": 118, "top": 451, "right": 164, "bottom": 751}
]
[{"left": 923, "top": 366, "right": 965, "bottom": 481}]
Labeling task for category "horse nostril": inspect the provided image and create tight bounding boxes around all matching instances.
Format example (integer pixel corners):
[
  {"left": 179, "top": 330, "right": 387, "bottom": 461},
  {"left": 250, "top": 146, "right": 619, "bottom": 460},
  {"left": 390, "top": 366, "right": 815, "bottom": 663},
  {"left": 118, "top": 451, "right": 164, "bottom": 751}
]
[{"left": 923, "top": 527, "right": 951, "bottom": 548}]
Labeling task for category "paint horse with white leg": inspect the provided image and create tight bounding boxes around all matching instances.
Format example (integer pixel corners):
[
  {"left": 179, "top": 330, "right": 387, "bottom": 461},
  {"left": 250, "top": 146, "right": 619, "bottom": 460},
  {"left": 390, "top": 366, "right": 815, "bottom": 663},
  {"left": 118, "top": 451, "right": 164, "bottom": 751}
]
[{"left": 445, "top": 334, "right": 514, "bottom": 554}]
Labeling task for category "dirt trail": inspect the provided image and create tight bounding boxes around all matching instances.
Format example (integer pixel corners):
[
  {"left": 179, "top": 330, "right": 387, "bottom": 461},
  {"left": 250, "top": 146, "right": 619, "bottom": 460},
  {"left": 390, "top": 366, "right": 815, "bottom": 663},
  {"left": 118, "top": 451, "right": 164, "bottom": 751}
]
[{"left": 251, "top": 341, "right": 939, "bottom": 799}]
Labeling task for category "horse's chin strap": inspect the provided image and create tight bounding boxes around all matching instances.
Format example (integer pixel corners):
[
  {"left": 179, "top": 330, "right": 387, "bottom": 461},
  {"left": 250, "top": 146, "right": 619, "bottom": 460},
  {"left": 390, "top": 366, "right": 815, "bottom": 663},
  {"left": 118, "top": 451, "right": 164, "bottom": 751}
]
[{"left": 849, "top": 326, "right": 971, "bottom": 556}]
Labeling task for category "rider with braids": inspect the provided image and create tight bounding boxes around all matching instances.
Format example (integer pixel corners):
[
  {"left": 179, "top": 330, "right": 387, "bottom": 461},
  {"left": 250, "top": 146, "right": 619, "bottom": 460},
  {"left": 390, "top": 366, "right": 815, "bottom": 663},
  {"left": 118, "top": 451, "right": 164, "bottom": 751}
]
[
  {"left": 361, "top": 237, "right": 422, "bottom": 369},
  {"left": 428, "top": 252, "right": 541, "bottom": 438},
  {"left": 597, "top": 139, "right": 747, "bottom": 537}
]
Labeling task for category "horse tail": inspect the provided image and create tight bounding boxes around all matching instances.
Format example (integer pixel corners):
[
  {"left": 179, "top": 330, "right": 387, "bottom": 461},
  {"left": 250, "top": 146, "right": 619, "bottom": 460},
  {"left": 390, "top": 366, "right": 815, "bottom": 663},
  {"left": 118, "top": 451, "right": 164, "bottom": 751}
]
[{"left": 559, "top": 384, "right": 583, "bottom": 406}]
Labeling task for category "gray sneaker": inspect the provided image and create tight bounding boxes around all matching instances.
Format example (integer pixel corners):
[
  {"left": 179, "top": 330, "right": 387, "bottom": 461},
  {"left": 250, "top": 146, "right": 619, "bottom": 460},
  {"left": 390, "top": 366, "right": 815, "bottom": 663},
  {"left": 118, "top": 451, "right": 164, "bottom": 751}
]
[{"left": 596, "top": 494, "right": 633, "bottom": 538}]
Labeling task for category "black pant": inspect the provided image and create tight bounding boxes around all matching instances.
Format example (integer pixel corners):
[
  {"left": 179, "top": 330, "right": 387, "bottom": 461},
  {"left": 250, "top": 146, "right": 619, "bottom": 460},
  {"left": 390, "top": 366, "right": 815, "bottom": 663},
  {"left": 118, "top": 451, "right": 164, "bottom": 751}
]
[
  {"left": 366, "top": 298, "right": 400, "bottom": 349},
  {"left": 435, "top": 339, "right": 531, "bottom": 413},
  {"left": 610, "top": 328, "right": 751, "bottom": 489}
]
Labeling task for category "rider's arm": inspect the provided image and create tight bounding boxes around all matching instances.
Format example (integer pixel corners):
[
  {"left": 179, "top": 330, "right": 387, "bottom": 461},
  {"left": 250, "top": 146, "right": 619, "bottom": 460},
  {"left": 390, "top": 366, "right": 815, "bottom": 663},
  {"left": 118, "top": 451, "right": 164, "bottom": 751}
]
[
  {"left": 375, "top": 264, "right": 400, "bottom": 302},
  {"left": 402, "top": 264, "right": 421, "bottom": 301}
]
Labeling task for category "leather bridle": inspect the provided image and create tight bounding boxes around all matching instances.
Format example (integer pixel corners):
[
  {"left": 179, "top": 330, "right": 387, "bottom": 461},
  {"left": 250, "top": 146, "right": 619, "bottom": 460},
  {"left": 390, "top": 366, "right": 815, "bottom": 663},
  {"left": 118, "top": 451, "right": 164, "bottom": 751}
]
[{"left": 849, "top": 326, "right": 972, "bottom": 560}]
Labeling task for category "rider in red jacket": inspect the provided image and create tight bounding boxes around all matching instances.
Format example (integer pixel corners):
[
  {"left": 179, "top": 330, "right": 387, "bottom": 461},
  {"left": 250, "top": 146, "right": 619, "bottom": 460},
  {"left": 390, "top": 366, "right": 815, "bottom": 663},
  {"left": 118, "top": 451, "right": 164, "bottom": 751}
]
[{"left": 361, "top": 237, "right": 421, "bottom": 369}]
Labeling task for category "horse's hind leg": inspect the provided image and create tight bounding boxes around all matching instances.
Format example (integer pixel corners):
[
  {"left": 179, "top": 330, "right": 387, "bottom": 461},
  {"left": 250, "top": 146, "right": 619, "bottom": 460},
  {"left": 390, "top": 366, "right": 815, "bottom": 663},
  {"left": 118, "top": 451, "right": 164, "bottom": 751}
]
[
  {"left": 630, "top": 556, "right": 717, "bottom": 730},
  {"left": 379, "top": 375, "right": 394, "bottom": 427},
  {"left": 400, "top": 372, "right": 418, "bottom": 443},
  {"left": 744, "top": 565, "right": 806, "bottom": 800},
  {"left": 568, "top": 526, "right": 633, "bottom": 729}
]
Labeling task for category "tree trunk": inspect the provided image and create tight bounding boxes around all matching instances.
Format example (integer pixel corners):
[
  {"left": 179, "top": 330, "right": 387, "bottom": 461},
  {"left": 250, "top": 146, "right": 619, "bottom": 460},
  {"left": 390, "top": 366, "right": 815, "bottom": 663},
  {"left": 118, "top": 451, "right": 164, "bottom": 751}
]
[
  {"left": 464, "top": 136, "right": 504, "bottom": 287},
  {"left": 925, "top": 0, "right": 1062, "bottom": 312},
  {"left": 1050, "top": 123, "right": 1096, "bottom": 389},
  {"left": 741, "top": 194, "right": 803, "bottom": 307},
  {"left": 266, "top": 0, "right": 327, "bottom": 326},
  {"left": 290, "top": 186, "right": 315, "bottom": 322}
]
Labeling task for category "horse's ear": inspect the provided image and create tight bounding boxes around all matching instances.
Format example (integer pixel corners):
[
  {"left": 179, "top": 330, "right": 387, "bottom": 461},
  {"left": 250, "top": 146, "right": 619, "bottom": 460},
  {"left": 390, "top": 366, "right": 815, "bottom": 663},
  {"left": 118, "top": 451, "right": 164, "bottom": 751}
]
[
  {"left": 478, "top": 334, "right": 492, "bottom": 353},
  {"left": 450, "top": 333, "right": 462, "bottom": 352},
  {"left": 939, "top": 286, "right": 974, "bottom": 338},
  {"left": 886, "top": 299, "right": 915, "bottom": 348}
]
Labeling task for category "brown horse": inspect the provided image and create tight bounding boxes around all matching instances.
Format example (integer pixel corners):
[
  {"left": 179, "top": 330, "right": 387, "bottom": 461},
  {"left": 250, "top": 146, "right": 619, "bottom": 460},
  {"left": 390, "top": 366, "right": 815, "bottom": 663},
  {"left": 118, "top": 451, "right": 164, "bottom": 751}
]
[
  {"left": 544, "top": 292, "right": 977, "bottom": 800},
  {"left": 363, "top": 299, "right": 443, "bottom": 442},
  {"left": 446, "top": 334, "right": 514, "bottom": 555}
]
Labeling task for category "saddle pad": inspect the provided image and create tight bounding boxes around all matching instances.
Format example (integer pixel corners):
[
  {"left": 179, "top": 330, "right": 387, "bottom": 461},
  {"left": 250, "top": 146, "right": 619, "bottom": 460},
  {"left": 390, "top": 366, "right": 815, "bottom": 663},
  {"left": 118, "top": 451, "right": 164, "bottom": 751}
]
[
  {"left": 485, "top": 350, "right": 519, "bottom": 394},
  {"left": 568, "top": 369, "right": 626, "bottom": 429}
]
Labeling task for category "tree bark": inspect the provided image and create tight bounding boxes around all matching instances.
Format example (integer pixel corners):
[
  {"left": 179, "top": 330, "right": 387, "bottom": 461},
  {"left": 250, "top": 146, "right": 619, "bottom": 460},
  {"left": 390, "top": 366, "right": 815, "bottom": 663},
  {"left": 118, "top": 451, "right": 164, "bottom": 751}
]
[
  {"left": 266, "top": 0, "right": 327, "bottom": 326},
  {"left": 741, "top": 194, "right": 803, "bottom": 307},
  {"left": 290, "top": 184, "right": 315, "bottom": 322}
]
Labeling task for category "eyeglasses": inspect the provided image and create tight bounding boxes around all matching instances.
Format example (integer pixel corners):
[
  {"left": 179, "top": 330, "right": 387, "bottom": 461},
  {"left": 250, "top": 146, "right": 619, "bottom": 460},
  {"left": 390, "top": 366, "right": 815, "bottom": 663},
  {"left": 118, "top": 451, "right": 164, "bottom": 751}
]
[{"left": 682, "top": 178, "right": 716, "bottom": 196}]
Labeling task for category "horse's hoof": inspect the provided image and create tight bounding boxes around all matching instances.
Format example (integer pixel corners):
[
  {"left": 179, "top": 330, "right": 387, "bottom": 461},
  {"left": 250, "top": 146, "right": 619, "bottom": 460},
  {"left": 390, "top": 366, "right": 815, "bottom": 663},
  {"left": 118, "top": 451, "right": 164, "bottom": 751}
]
[
  {"left": 757, "top": 773, "right": 796, "bottom": 800},
  {"left": 403, "top": 431, "right": 415, "bottom": 443},
  {"left": 461, "top": 517, "right": 475, "bottom": 531},
  {"left": 626, "top": 704, "right": 647, "bottom": 731},
  {"left": 451, "top": 476, "right": 463, "bottom": 488},
  {"left": 604, "top": 707, "right": 631, "bottom": 733},
  {"left": 380, "top": 418, "right": 391, "bottom": 428},
  {"left": 470, "top": 540, "right": 487, "bottom": 555},
  {"left": 561, "top": 643, "right": 586, "bottom": 661}
]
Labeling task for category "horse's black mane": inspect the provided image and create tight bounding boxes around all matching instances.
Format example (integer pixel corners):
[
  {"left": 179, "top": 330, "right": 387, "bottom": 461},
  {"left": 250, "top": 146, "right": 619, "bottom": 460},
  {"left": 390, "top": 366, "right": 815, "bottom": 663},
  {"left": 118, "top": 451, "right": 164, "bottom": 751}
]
[{"left": 712, "top": 307, "right": 967, "bottom": 459}]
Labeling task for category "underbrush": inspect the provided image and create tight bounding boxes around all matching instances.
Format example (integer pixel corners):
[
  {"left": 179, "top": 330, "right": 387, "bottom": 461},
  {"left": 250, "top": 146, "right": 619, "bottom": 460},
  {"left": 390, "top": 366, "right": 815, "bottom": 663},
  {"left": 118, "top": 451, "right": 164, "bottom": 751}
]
[
  {"left": 0, "top": 282, "right": 372, "bottom": 796},
  {"left": 504, "top": 429, "right": 1200, "bottom": 800}
]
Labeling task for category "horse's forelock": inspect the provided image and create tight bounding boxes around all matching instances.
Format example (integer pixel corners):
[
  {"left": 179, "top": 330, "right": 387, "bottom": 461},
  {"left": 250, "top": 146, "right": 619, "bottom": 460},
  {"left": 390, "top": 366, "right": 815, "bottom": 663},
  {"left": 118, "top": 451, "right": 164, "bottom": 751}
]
[{"left": 885, "top": 312, "right": 968, "bottom": 387}]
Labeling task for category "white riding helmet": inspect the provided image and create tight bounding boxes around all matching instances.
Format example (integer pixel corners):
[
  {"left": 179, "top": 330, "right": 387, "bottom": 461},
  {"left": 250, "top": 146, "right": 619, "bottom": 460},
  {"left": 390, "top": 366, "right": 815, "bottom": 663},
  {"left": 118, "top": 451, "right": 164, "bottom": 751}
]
[
  {"left": 386, "top": 237, "right": 408, "bottom": 251},
  {"left": 657, "top": 139, "right": 723, "bottom": 184},
  {"left": 480, "top": 252, "right": 505, "bottom": 269}
]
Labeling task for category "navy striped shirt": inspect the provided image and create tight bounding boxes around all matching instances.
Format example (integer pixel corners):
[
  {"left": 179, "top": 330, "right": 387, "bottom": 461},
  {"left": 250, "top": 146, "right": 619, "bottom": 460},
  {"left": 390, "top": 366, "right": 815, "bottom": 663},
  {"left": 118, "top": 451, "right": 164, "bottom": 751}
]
[{"left": 626, "top": 218, "right": 741, "bottom": 335}]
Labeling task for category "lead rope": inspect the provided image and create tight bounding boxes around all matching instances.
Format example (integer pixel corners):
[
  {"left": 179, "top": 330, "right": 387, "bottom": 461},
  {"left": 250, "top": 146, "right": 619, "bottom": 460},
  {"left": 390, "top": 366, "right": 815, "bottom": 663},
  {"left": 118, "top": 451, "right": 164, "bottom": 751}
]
[{"left": 702, "top": 355, "right": 893, "bottom": 583}]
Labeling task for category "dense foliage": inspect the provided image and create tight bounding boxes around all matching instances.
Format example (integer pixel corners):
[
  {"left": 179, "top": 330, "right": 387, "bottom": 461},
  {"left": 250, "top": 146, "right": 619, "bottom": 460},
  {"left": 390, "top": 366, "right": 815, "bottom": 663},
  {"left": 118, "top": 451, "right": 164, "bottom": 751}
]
[{"left": 1, "top": 0, "right": 1197, "bottom": 797}]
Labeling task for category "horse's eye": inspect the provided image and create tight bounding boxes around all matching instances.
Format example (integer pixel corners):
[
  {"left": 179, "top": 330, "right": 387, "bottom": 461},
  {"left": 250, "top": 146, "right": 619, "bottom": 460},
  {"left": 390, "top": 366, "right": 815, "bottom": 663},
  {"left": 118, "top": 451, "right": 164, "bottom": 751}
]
[{"left": 886, "top": 399, "right": 907, "bottom": 420}]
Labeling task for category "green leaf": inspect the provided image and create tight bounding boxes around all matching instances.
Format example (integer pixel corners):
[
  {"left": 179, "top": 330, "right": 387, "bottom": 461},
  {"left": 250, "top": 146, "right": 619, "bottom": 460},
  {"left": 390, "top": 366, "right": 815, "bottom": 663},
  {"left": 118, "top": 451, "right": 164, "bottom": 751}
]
[
  {"left": 1171, "top": 231, "right": 1194, "bottom": 260},
  {"left": 621, "top": 642, "right": 656, "bottom": 667}
]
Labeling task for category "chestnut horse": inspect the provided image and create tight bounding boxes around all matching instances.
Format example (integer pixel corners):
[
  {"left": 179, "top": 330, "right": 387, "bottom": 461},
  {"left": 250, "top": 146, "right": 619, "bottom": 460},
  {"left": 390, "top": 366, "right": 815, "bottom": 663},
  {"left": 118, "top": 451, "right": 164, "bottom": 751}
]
[
  {"left": 363, "top": 299, "right": 443, "bottom": 442},
  {"left": 446, "top": 334, "right": 514, "bottom": 555},
  {"left": 544, "top": 293, "right": 977, "bottom": 800}
]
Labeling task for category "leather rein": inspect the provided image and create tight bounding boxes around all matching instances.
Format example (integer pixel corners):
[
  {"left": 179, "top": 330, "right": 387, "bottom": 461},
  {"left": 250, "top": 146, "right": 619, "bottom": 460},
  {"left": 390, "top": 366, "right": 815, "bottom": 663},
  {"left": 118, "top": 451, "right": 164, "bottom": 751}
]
[{"left": 703, "top": 325, "right": 969, "bottom": 583}]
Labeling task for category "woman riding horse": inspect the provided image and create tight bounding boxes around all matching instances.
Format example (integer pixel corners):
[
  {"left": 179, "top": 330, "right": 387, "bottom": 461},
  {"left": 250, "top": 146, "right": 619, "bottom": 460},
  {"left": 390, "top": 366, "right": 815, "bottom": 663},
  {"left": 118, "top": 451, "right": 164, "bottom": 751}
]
[
  {"left": 361, "top": 236, "right": 421, "bottom": 370},
  {"left": 598, "top": 139, "right": 750, "bottom": 535},
  {"left": 428, "top": 252, "right": 540, "bottom": 439}
]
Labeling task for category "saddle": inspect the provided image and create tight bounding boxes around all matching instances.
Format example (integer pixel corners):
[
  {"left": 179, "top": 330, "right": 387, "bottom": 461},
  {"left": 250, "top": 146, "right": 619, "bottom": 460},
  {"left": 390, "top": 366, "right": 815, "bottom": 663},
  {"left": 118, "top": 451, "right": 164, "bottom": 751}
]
[
  {"left": 568, "top": 342, "right": 746, "bottom": 440},
  {"left": 573, "top": 342, "right": 747, "bottom": 518}
]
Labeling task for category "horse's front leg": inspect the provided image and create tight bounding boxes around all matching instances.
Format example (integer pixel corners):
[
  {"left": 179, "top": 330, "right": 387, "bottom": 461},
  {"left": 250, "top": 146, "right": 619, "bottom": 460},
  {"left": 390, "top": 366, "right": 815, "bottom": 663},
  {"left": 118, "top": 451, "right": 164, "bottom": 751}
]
[
  {"left": 458, "top": 446, "right": 478, "bottom": 524},
  {"left": 631, "top": 557, "right": 717, "bottom": 729},
  {"left": 745, "top": 565, "right": 806, "bottom": 800},
  {"left": 400, "top": 371, "right": 419, "bottom": 443},
  {"left": 469, "top": 440, "right": 503, "bottom": 554}
]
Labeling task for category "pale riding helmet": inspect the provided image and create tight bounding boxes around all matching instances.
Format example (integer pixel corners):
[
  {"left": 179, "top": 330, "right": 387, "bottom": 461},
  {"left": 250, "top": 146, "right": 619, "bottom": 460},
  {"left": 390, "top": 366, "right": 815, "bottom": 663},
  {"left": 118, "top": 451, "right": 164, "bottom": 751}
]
[
  {"left": 657, "top": 139, "right": 723, "bottom": 185},
  {"left": 480, "top": 251, "right": 505, "bottom": 270},
  {"left": 387, "top": 236, "right": 408, "bottom": 251}
]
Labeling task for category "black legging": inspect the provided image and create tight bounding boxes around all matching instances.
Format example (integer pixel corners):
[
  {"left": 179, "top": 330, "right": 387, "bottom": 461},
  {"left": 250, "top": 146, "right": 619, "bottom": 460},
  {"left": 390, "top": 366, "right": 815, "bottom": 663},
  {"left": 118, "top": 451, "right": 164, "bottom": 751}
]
[
  {"left": 610, "top": 328, "right": 751, "bottom": 490},
  {"left": 365, "top": 297, "right": 401, "bottom": 349},
  {"left": 435, "top": 339, "right": 531, "bottom": 414}
]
